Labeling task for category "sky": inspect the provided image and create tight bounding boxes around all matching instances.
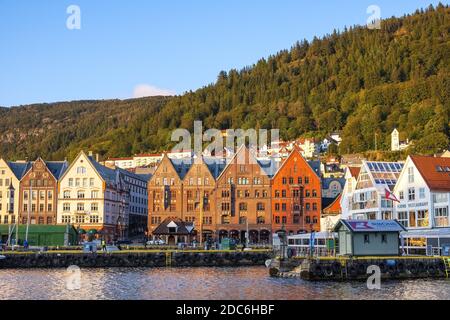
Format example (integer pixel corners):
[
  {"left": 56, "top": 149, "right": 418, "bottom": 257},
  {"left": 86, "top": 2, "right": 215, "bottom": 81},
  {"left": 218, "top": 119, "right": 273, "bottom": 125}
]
[{"left": 0, "top": 0, "right": 446, "bottom": 107}]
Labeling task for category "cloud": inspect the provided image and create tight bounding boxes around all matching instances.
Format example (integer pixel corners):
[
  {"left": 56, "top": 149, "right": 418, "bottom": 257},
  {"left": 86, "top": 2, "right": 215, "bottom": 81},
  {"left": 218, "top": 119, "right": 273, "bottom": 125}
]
[{"left": 133, "top": 84, "right": 176, "bottom": 98}]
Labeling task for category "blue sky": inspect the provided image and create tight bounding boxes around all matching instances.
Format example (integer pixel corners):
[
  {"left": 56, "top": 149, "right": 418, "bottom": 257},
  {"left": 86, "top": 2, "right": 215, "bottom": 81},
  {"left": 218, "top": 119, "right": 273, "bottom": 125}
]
[{"left": 0, "top": 0, "right": 445, "bottom": 107}]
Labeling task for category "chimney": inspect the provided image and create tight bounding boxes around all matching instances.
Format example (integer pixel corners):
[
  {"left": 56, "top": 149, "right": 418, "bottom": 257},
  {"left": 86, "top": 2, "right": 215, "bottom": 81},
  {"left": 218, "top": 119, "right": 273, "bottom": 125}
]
[
  {"left": 96, "top": 154, "right": 99, "bottom": 162},
  {"left": 88, "top": 151, "right": 93, "bottom": 157}
]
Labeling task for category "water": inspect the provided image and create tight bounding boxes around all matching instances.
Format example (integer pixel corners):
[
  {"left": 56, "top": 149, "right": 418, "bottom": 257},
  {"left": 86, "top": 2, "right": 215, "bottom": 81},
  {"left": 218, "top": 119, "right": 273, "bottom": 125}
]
[{"left": 0, "top": 267, "right": 449, "bottom": 300}]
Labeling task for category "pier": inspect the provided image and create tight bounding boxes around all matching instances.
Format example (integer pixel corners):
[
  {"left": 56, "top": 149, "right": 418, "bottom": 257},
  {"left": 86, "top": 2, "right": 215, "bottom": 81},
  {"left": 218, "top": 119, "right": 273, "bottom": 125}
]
[
  {"left": 270, "top": 256, "right": 450, "bottom": 281},
  {"left": 0, "top": 250, "right": 271, "bottom": 269}
]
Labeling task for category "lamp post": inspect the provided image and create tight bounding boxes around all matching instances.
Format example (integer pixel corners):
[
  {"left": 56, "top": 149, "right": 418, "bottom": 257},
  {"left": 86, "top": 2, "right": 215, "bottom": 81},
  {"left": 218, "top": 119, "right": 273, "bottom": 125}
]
[{"left": 279, "top": 222, "right": 287, "bottom": 261}]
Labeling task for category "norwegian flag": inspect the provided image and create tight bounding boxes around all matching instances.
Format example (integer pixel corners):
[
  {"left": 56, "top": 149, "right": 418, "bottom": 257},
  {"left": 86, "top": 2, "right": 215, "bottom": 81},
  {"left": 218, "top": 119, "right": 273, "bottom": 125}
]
[{"left": 385, "top": 188, "right": 400, "bottom": 203}]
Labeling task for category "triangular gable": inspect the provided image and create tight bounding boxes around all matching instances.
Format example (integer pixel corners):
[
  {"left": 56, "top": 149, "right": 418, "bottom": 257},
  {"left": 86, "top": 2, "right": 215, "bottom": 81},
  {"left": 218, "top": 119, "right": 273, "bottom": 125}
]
[
  {"left": 272, "top": 146, "right": 321, "bottom": 181},
  {"left": 183, "top": 156, "right": 216, "bottom": 183},
  {"left": 151, "top": 154, "right": 183, "bottom": 183},
  {"left": 20, "top": 157, "right": 59, "bottom": 182},
  {"left": 59, "top": 151, "right": 106, "bottom": 184},
  {"left": 216, "top": 145, "right": 271, "bottom": 181}
]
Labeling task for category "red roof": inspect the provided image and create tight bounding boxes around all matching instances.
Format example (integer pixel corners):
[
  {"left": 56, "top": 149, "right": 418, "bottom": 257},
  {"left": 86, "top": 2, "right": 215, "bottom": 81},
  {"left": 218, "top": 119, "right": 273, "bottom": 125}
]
[
  {"left": 410, "top": 156, "right": 450, "bottom": 192},
  {"left": 323, "top": 194, "right": 342, "bottom": 215},
  {"left": 134, "top": 153, "right": 162, "bottom": 157},
  {"left": 348, "top": 166, "right": 361, "bottom": 178},
  {"left": 107, "top": 157, "right": 133, "bottom": 161}
]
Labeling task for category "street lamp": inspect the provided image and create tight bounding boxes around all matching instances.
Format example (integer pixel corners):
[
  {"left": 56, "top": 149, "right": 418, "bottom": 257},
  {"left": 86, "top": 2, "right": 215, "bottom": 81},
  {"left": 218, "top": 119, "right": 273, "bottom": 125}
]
[{"left": 279, "top": 222, "right": 287, "bottom": 261}]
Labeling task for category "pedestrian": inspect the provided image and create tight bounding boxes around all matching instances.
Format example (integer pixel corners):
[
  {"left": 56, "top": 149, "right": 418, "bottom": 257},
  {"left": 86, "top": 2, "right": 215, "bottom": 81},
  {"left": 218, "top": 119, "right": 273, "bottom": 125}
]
[
  {"left": 23, "top": 239, "right": 29, "bottom": 251},
  {"left": 101, "top": 239, "right": 107, "bottom": 252}
]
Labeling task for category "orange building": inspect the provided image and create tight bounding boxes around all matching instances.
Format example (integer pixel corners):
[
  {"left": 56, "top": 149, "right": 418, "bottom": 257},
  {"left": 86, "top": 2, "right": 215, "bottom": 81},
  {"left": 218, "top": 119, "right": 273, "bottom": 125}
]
[
  {"left": 271, "top": 147, "right": 322, "bottom": 234},
  {"left": 215, "top": 146, "right": 274, "bottom": 244}
]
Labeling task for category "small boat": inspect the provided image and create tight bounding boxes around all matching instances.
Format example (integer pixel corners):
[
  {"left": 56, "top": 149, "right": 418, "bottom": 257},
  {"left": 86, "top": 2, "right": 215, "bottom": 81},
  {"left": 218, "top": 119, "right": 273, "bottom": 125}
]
[{"left": 0, "top": 255, "right": 6, "bottom": 260}]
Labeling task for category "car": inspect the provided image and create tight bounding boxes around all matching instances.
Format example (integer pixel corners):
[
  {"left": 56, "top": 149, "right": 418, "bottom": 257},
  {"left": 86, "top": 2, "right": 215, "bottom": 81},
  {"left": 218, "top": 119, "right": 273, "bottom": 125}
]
[
  {"left": 116, "top": 240, "right": 133, "bottom": 245},
  {"left": 147, "top": 239, "right": 165, "bottom": 245}
]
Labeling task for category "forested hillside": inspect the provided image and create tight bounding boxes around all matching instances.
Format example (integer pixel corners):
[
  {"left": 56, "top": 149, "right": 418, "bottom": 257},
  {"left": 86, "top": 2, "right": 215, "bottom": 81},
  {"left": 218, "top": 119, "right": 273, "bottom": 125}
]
[{"left": 0, "top": 4, "right": 448, "bottom": 161}]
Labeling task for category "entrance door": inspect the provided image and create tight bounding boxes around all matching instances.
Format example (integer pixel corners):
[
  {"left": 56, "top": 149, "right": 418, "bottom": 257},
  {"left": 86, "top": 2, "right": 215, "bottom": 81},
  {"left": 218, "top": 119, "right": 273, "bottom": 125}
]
[{"left": 168, "top": 235, "right": 176, "bottom": 245}]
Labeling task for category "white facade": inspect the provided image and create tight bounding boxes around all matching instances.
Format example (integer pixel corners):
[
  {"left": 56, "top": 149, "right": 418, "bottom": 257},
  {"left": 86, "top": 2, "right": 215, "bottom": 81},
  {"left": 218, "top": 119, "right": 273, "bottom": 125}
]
[
  {"left": 0, "top": 159, "right": 23, "bottom": 226},
  {"left": 393, "top": 156, "right": 450, "bottom": 255},
  {"left": 340, "top": 167, "right": 360, "bottom": 220},
  {"left": 297, "top": 139, "right": 319, "bottom": 159},
  {"left": 345, "top": 161, "right": 404, "bottom": 221},
  {"left": 57, "top": 151, "right": 148, "bottom": 240}
]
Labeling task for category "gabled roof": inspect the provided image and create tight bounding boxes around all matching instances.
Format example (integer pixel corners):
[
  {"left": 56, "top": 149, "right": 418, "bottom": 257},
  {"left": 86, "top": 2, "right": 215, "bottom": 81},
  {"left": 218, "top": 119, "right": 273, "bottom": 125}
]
[
  {"left": 362, "top": 160, "right": 404, "bottom": 191},
  {"left": 169, "top": 158, "right": 193, "bottom": 180},
  {"left": 272, "top": 146, "right": 321, "bottom": 180},
  {"left": 217, "top": 145, "right": 270, "bottom": 181},
  {"left": 348, "top": 166, "right": 361, "bottom": 178},
  {"left": 333, "top": 220, "right": 406, "bottom": 233},
  {"left": 153, "top": 217, "right": 195, "bottom": 235},
  {"left": 45, "top": 161, "right": 69, "bottom": 180},
  {"left": 7, "top": 161, "right": 32, "bottom": 180},
  {"left": 323, "top": 194, "right": 342, "bottom": 215},
  {"left": 203, "top": 157, "right": 227, "bottom": 180},
  {"left": 410, "top": 156, "right": 450, "bottom": 192}
]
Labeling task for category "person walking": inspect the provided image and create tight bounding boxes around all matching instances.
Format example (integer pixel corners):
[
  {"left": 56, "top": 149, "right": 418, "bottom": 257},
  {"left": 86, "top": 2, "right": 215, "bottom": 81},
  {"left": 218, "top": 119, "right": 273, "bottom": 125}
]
[{"left": 101, "top": 239, "right": 107, "bottom": 252}]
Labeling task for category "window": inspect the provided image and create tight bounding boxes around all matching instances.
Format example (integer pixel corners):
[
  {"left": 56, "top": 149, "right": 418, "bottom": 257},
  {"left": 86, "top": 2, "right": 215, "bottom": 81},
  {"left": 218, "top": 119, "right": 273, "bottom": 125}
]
[
  {"left": 48, "top": 191, "right": 53, "bottom": 200},
  {"left": 257, "top": 216, "right": 265, "bottom": 224},
  {"left": 282, "top": 177, "right": 287, "bottom": 185},
  {"left": 76, "top": 216, "right": 84, "bottom": 224},
  {"left": 39, "top": 191, "right": 45, "bottom": 201},
  {"left": 281, "top": 203, "right": 287, "bottom": 211},
  {"left": 281, "top": 190, "right": 286, "bottom": 198},
  {"left": 63, "top": 203, "right": 70, "bottom": 212},
  {"left": 312, "top": 190, "right": 317, "bottom": 197},
  {"left": 239, "top": 203, "right": 247, "bottom": 212},
  {"left": 91, "top": 191, "right": 99, "bottom": 198},
  {"left": 68, "top": 178, "right": 73, "bottom": 187},
  {"left": 90, "top": 178, "right": 95, "bottom": 187},
  {"left": 417, "top": 210, "right": 429, "bottom": 228},
  {"left": 75, "top": 178, "right": 80, "bottom": 187},
  {"left": 39, "top": 204, "right": 44, "bottom": 212},
  {"left": 275, "top": 216, "right": 280, "bottom": 224},
  {"left": 77, "top": 191, "right": 85, "bottom": 199},
  {"left": 257, "top": 203, "right": 265, "bottom": 211},
  {"left": 77, "top": 203, "right": 84, "bottom": 212},
  {"left": 364, "top": 234, "right": 370, "bottom": 244},
  {"left": 399, "top": 191, "right": 404, "bottom": 200},
  {"left": 62, "top": 215, "right": 71, "bottom": 224},
  {"left": 408, "top": 167, "right": 414, "bottom": 183},
  {"left": 408, "top": 188, "right": 415, "bottom": 201},
  {"left": 91, "top": 203, "right": 99, "bottom": 212},
  {"left": 47, "top": 203, "right": 52, "bottom": 212},
  {"left": 275, "top": 203, "right": 280, "bottom": 211},
  {"left": 77, "top": 167, "right": 87, "bottom": 174},
  {"left": 381, "top": 234, "right": 387, "bottom": 244},
  {"left": 419, "top": 188, "right": 426, "bottom": 199},
  {"left": 83, "top": 178, "right": 88, "bottom": 187},
  {"left": 63, "top": 191, "right": 71, "bottom": 199},
  {"left": 305, "top": 177, "right": 310, "bottom": 184},
  {"left": 24, "top": 191, "right": 28, "bottom": 201},
  {"left": 90, "top": 215, "right": 99, "bottom": 224},
  {"left": 435, "top": 207, "right": 449, "bottom": 227}
]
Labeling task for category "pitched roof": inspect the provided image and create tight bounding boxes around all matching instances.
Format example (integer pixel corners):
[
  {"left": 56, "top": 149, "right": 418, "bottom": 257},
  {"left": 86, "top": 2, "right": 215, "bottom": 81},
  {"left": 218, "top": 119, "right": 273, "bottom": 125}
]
[
  {"left": 410, "top": 156, "right": 450, "bottom": 192},
  {"left": 45, "top": 161, "right": 69, "bottom": 180},
  {"left": 203, "top": 157, "right": 228, "bottom": 179},
  {"left": 323, "top": 194, "right": 342, "bottom": 215},
  {"left": 7, "top": 161, "right": 31, "bottom": 180},
  {"left": 348, "top": 166, "right": 361, "bottom": 178},
  {"left": 334, "top": 220, "right": 406, "bottom": 233},
  {"left": 153, "top": 217, "right": 195, "bottom": 235},
  {"left": 169, "top": 158, "right": 193, "bottom": 180}
]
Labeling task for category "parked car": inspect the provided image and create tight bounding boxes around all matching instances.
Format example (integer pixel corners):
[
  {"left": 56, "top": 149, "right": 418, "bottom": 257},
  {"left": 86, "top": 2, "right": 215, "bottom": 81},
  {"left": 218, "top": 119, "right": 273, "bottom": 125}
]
[
  {"left": 116, "top": 240, "right": 133, "bottom": 245},
  {"left": 147, "top": 239, "right": 165, "bottom": 245}
]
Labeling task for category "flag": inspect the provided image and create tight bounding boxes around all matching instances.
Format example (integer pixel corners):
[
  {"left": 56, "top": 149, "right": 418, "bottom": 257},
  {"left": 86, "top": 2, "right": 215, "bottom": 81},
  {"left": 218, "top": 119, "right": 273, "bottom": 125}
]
[{"left": 385, "top": 188, "right": 400, "bottom": 203}]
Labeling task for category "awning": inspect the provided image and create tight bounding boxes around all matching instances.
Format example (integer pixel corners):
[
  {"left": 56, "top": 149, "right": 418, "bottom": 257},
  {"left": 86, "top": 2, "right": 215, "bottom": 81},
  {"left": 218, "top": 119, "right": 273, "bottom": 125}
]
[{"left": 88, "top": 229, "right": 98, "bottom": 235}]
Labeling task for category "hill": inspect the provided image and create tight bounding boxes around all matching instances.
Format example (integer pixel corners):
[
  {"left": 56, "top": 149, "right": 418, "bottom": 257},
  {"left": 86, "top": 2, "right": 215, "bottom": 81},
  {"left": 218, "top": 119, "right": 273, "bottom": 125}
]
[{"left": 0, "top": 4, "right": 448, "bottom": 161}]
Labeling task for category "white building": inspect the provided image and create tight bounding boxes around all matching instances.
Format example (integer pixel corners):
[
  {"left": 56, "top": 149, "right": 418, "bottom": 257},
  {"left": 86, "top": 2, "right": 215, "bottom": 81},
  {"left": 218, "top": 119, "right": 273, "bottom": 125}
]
[
  {"left": 346, "top": 161, "right": 404, "bottom": 220},
  {"left": 340, "top": 166, "right": 361, "bottom": 220},
  {"left": 391, "top": 129, "right": 409, "bottom": 152},
  {"left": 57, "top": 151, "right": 148, "bottom": 241},
  {"left": 393, "top": 155, "right": 450, "bottom": 255},
  {"left": 0, "top": 159, "right": 30, "bottom": 226}
]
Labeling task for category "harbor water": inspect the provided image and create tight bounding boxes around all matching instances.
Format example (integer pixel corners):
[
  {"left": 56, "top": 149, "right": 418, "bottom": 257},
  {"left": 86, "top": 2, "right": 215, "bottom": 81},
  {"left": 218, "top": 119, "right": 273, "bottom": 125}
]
[{"left": 0, "top": 266, "right": 449, "bottom": 300}]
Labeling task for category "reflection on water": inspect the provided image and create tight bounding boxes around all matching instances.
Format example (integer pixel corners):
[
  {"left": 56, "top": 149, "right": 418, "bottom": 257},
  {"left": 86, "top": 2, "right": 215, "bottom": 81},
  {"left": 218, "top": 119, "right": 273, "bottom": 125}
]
[{"left": 0, "top": 267, "right": 449, "bottom": 300}]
